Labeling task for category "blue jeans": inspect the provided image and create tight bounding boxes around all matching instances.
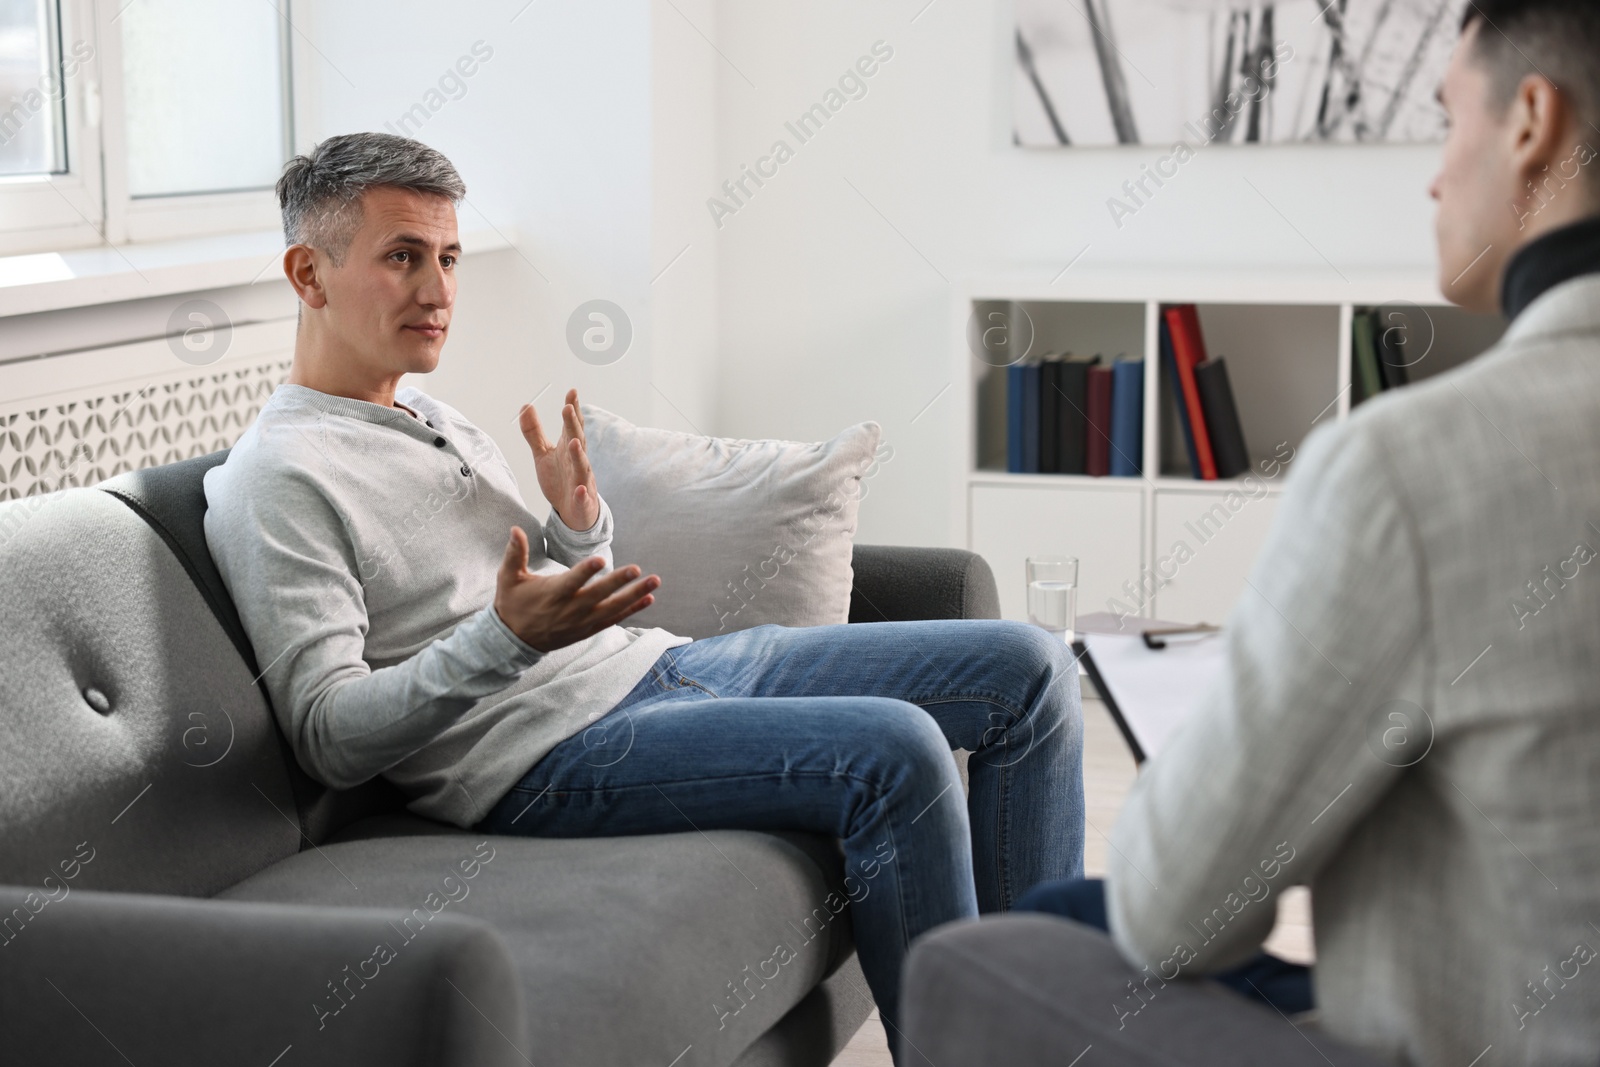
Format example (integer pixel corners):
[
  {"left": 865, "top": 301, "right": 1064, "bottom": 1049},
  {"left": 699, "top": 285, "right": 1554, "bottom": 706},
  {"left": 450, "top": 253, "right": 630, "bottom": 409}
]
[{"left": 474, "top": 619, "right": 1086, "bottom": 1062}]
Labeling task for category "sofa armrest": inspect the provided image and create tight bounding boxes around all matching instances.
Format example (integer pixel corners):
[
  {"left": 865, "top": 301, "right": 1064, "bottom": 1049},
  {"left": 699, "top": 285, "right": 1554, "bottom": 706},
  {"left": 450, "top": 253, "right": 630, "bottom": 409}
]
[
  {"left": 849, "top": 545, "right": 1001, "bottom": 623},
  {"left": 0, "top": 884, "right": 528, "bottom": 1066}
]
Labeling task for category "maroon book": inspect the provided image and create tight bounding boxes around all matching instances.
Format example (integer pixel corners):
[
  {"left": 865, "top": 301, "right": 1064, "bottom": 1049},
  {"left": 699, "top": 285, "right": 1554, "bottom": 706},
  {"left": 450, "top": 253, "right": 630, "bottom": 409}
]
[{"left": 1085, "top": 364, "right": 1113, "bottom": 476}]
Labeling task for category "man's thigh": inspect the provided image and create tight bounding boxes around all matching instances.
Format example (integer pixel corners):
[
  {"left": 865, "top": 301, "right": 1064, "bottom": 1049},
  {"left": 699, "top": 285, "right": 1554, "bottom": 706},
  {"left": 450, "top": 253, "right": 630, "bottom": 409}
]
[
  {"left": 665, "top": 619, "right": 1078, "bottom": 751},
  {"left": 670, "top": 619, "right": 1073, "bottom": 705},
  {"left": 474, "top": 685, "right": 961, "bottom": 841}
]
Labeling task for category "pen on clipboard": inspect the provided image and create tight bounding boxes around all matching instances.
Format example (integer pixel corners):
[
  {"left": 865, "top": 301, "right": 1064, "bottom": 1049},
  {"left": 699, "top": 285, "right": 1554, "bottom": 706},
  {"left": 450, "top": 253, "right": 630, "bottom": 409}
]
[{"left": 1141, "top": 623, "right": 1222, "bottom": 650}]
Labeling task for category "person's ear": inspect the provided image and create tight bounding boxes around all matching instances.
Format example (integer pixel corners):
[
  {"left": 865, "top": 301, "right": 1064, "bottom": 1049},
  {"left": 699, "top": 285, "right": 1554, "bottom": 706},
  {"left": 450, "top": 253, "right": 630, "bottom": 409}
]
[
  {"left": 283, "top": 243, "right": 329, "bottom": 310},
  {"left": 1507, "top": 71, "right": 1569, "bottom": 183}
]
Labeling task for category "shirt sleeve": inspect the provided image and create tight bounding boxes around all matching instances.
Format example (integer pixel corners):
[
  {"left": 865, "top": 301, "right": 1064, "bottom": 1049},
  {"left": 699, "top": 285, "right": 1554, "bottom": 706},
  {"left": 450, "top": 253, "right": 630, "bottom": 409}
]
[
  {"left": 1104, "top": 416, "right": 1429, "bottom": 974},
  {"left": 543, "top": 492, "right": 615, "bottom": 571},
  {"left": 204, "top": 456, "right": 545, "bottom": 792}
]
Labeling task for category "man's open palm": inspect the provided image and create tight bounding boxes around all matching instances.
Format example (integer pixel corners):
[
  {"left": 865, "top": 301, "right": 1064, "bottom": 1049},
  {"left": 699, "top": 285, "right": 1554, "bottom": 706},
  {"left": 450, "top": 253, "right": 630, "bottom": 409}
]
[
  {"left": 519, "top": 388, "right": 599, "bottom": 531},
  {"left": 494, "top": 528, "right": 658, "bottom": 653}
]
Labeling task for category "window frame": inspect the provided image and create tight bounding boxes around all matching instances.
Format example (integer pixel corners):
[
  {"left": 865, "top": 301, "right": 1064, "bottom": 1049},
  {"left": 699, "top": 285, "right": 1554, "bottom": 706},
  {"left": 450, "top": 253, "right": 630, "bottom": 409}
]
[
  {"left": 0, "top": 0, "right": 106, "bottom": 256},
  {"left": 0, "top": 0, "right": 303, "bottom": 256}
]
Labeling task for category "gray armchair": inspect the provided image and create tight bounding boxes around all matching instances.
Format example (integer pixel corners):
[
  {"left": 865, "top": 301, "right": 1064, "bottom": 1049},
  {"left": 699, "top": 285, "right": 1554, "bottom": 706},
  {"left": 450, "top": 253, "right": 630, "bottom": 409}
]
[{"left": 0, "top": 448, "right": 1000, "bottom": 1067}]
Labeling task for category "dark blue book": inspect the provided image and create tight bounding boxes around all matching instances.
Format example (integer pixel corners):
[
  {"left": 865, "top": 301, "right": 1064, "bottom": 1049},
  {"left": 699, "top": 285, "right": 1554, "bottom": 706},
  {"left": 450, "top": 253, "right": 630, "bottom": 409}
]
[
  {"left": 1006, "top": 362, "right": 1026, "bottom": 472},
  {"left": 1110, "top": 359, "right": 1144, "bottom": 476},
  {"left": 1195, "top": 357, "right": 1249, "bottom": 479},
  {"left": 1039, "top": 357, "right": 1062, "bottom": 473},
  {"left": 1021, "top": 360, "right": 1041, "bottom": 473},
  {"left": 1056, "top": 355, "right": 1095, "bottom": 475},
  {"left": 1160, "top": 316, "right": 1200, "bottom": 478}
]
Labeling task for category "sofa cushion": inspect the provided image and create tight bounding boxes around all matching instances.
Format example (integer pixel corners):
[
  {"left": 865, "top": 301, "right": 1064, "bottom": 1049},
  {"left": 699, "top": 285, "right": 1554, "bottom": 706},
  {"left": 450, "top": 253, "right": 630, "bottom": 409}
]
[
  {"left": 0, "top": 488, "right": 301, "bottom": 896},
  {"left": 581, "top": 403, "right": 882, "bottom": 639},
  {"left": 96, "top": 450, "right": 413, "bottom": 845},
  {"left": 219, "top": 813, "right": 860, "bottom": 1067}
]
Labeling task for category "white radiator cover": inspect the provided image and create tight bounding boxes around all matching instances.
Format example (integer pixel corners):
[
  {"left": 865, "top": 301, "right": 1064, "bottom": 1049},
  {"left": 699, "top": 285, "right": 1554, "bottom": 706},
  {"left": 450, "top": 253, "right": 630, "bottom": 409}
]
[{"left": 0, "top": 319, "right": 295, "bottom": 501}]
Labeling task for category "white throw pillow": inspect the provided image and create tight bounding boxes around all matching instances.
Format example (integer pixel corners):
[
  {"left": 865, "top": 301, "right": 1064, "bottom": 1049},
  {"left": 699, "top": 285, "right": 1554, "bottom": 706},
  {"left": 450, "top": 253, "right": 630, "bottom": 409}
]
[{"left": 580, "top": 403, "right": 883, "bottom": 639}]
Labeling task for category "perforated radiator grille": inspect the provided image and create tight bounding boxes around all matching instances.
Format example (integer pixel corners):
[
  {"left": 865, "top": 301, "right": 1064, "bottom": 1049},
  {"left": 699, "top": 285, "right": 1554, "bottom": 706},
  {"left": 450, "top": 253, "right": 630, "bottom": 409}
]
[{"left": 0, "top": 356, "right": 292, "bottom": 501}]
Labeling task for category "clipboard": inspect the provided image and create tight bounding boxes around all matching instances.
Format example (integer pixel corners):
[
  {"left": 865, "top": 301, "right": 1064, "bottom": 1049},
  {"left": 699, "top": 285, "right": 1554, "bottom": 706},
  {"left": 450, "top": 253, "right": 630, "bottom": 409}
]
[{"left": 1072, "top": 614, "right": 1225, "bottom": 765}]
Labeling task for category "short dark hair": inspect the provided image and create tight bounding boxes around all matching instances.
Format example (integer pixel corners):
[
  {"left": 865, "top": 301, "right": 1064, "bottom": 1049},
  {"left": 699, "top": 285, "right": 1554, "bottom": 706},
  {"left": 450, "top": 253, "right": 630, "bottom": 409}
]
[
  {"left": 275, "top": 132, "right": 466, "bottom": 265},
  {"left": 1461, "top": 0, "right": 1600, "bottom": 130}
]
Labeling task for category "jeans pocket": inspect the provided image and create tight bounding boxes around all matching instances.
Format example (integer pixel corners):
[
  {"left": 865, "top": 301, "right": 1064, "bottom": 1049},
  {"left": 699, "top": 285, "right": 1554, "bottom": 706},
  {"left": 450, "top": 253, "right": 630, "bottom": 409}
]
[{"left": 661, "top": 648, "right": 717, "bottom": 697}]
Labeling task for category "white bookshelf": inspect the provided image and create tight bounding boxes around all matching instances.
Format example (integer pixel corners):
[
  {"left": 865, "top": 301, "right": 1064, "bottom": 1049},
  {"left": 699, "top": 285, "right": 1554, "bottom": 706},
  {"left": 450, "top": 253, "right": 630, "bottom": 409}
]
[{"left": 950, "top": 267, "right": 1506, "bottom": 626}]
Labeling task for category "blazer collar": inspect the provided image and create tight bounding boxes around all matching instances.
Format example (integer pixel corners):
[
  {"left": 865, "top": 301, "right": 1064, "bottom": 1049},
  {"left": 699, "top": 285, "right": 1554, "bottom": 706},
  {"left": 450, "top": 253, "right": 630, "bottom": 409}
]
[{"left": 1502, "top": 273, "right": 1600, "bottom": 348}]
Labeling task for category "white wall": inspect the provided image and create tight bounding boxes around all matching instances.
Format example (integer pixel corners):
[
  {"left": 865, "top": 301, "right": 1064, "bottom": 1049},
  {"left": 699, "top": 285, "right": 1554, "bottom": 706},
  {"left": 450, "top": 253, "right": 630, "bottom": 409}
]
[
  {"left": 705, "top": 0, "right": 1447, "bottom": 548},
  {"left": 649, "top": 0, "right": 721, "bottom": 436},
  {"left": 292, "top": 0, "right": 1452, "bottom": 551},
  {"left": 301, "top": 0, "right": 722, "bottom": 494}
]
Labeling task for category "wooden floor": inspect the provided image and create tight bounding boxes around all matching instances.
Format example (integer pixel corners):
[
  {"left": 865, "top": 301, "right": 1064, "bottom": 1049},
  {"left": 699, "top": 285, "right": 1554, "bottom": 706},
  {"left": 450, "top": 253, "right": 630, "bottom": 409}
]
[{"left": 829, "top": 696, "right": 1315, "bottom": 1066}]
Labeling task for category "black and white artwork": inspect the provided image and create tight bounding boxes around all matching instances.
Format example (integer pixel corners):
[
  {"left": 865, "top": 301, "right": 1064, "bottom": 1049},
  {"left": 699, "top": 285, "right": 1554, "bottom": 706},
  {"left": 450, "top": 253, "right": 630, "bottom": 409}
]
[{"left": 1014, "top": 0, "right": 1469, "bottom": 146}]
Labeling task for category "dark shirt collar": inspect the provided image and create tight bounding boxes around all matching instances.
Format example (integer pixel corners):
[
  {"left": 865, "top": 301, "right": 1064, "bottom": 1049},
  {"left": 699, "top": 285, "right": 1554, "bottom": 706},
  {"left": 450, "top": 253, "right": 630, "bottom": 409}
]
[{"left": 1501, "top": 214, "right": 1600, "bottom": 322}]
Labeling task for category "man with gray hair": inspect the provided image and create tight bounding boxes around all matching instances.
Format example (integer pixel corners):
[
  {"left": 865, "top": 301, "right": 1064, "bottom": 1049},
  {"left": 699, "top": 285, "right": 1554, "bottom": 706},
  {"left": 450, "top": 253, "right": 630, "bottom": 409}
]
[{"left": 201, "top": 130, "right": 1085, "bottom": 1063}]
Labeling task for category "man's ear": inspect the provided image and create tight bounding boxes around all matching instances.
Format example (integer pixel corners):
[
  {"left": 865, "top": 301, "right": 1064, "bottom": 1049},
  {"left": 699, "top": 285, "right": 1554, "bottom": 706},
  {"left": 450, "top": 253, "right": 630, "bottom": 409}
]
[
  {"left": 283, "top": 243, "right": 329, "bottom": 310},
  {"left": 1506, "top": 71, "right": 1571, "bottom": 182}
]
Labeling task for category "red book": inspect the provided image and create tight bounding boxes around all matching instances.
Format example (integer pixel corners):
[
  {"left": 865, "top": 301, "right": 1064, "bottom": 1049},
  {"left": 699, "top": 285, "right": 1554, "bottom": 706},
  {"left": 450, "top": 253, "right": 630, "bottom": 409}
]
[
  {"left": 1085, "top": 364, "right": 1113, "bottom": 476},
  {"left": 1163, "top": 305, "right": 1218, "bottom": 480}
]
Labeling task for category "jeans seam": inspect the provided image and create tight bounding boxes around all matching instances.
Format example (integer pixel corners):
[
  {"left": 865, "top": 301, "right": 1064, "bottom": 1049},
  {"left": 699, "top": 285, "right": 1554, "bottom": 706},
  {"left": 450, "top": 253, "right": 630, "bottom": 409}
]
[
  {"left": 913, "top": 692, "right": 1025, "bottom": 911},
  {"left": 500, "top": 767, "right": 892, "bottom": 799},
  {"left": 864, "top": 790, "right": 914, "bottom": 952},
  {"left": 913, "top": 692, "right": 1024, "bottom": 719},
  {"left": 998, "top": 750, "right": 1012, "bottom": 908}
]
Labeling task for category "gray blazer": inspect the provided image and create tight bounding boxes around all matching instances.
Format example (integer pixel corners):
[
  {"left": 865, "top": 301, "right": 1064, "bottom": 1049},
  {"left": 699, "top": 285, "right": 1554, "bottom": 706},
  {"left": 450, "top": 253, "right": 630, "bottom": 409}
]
[{"left": 1107, "top": 273, "right": 1600, "bottom": 1066}]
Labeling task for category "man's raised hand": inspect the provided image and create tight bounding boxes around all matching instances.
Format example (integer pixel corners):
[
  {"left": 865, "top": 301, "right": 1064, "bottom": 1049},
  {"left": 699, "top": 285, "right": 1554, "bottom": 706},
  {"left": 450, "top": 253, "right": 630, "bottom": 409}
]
[
  {"left": 519, "top": 388, "right": 599, "bottom": 532},
  {"left": 493, "top": 526, "right": 659, "bottom": 653}
]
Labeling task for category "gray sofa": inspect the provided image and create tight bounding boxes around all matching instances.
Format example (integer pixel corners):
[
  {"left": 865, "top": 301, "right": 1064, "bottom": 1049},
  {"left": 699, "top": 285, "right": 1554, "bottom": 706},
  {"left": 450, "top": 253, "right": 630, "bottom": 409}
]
[{"left": 0, "top": 448, "right": 1000, "bottom": 1067}]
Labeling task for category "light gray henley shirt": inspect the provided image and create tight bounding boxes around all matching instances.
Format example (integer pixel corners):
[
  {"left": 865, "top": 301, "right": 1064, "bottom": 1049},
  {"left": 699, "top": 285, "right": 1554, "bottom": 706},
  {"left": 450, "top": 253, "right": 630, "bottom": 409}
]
[{"left": 202, "top": 382, "right": 691, "bottom": 829}]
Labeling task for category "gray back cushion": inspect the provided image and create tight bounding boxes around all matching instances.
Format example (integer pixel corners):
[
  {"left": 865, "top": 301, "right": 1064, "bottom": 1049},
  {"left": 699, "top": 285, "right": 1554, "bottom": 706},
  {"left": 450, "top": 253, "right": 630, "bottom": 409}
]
[
  {"left": 0, "top": 488, "right": 301, "bottom": 896},
  {"left": 95, "top": 451, "right": 412, "bottom": 846}
]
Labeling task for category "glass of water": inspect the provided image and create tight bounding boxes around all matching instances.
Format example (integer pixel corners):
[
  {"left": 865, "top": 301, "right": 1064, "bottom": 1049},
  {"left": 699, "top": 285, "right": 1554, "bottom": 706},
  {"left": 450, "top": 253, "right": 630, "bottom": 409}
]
[{"left": 1025, "top": 556, "right": 1078, "bottom": 645}]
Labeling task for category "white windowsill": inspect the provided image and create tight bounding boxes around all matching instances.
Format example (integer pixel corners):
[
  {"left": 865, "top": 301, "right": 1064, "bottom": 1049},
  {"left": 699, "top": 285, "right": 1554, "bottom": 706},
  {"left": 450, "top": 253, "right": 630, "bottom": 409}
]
[{"left": 0, "top": 226, "right": 514, "bottom": 318}]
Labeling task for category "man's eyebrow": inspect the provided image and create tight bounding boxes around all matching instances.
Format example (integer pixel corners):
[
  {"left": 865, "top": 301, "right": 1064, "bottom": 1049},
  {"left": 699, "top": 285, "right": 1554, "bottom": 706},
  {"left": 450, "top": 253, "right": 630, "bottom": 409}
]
[{"left": 386, "top": 233, "right": 463, "bottom": 252}]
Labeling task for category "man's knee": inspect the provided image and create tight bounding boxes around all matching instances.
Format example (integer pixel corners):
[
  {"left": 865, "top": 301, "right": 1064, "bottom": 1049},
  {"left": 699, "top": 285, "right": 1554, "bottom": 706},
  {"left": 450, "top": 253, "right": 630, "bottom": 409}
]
[
  {"left": 864, "top": 697, "right": 951, "bottom": 754},
  {"left": 986, "top": 621, "right": 1080, "bottom": 717},
  {"left": 1006, "top": 618, "right": 1075, "bottom": 669},
  {"left": 858, "top": 697, "right": 961, "bottom": 789}
]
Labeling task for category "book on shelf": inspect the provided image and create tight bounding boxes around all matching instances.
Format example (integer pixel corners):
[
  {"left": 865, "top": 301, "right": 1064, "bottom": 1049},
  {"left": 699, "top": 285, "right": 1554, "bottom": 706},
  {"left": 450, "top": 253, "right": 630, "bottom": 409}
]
[
  {"left": 1159, "top": 314, "right": 1201, "bottom": 478},
  {"left": 1056, "top": 353, "right": 1097, "bottom": 475},
  {"left": 1159, "top": 305, "right": 1256, "bottom": 481},
  {"left": 1162, "top": 305, "right": 1219, "bottom": 480},
  {"left": 1039, "top": 355, "right": 1062, "bottom": 473},
  {"left": 1015, "top": 359, "right": 1042, "bottom": 473},
  {"left": 1352, "top": 310, "right": 1383, "bottom": 403},
  {"left": 1109, "top": 358, "right": 1144, "bottom": 477},
  {"left": 1373, "top": 311, "right": 1411, "bottom": 391},
  {"left": 1007, "top": 358, "right": 1025, "bottom": 472},
  {"left": 1194, "top": 357, "right": 1249, "bottom": 479},
  {"left": 1349, "top": 308, "right": 1412, "bottom": 408},
  {"left": 1001, "top": 352, "right": 1142, "bottom": 478},
  {"left": 1085, "top": 363, "right": 1113, "bottom": 477}
]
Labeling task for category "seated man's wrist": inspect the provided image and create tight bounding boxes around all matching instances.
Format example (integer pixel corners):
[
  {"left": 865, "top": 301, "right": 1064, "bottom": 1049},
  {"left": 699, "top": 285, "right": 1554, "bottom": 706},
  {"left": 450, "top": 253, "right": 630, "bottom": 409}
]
[
  {"left": 485, "top": 604, "right": 545, "bottom": 664},
  {"left": 550, "top": 496, "right": 608, "bottom": 539}
]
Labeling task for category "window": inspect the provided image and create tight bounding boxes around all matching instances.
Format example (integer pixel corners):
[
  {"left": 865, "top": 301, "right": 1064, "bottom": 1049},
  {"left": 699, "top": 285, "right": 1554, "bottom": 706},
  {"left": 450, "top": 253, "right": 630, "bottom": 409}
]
[
  {"left": 0, "top": 0, "right": 70, "bottom": 177},
  {"left": 120, "top": 0, "right": 292, "bottom": 199},
  {"left": 0, "top": 0, "right": 297, "bottom": 255}
]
